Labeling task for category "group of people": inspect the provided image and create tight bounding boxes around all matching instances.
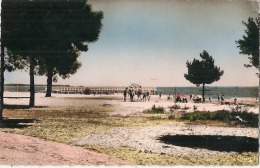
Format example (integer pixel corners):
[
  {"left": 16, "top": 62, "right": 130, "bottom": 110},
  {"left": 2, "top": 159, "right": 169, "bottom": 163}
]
[
  {"left": 176, "top": 96, "right": 188, "bottom": 103},
  {"left": 213, "top": 94, "right": 238, "bottom": 105},
  {"left": 217, "top": 94, "right": 226, "bottom": 104},
  {"left": 123, "top": 86, "right": 150, "bottom": 102}
]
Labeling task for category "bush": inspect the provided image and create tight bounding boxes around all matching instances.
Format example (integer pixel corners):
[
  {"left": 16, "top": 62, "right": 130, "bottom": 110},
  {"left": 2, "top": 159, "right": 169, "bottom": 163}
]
[
  {"left": 181, "top": 111, "right": 213, "bottom": 121},
  {"left": 213, "top": 110, "right": 231, "bottom": 121},
  {"left": 145, "top": 105, "right": 164, "bottom": 114},
  {"left": 179, "top": 110, "right": 258, "bottom": 128},
  {"left": 230, "top": 111, "right": 259, "bottom": 127}
]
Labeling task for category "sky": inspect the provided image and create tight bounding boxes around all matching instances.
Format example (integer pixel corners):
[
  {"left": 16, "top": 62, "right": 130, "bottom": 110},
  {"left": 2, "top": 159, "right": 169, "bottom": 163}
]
[{"left": 3, "top": 0, "right": 260, "bottom": 87}]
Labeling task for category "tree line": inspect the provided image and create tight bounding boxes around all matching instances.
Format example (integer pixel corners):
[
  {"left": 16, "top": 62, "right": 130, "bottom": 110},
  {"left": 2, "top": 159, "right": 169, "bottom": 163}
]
[{"left": 0, "top": 0, "right": 103, "bottom": 117}]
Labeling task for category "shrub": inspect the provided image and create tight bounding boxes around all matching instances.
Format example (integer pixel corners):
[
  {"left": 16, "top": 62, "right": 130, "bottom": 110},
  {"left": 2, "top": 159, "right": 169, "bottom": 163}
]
[
  {"left": 230, "top": 111, "right": 259, "bottom": 127},
  {"left": 179, "top": 110, "right": 258, "bottom": 128},
  {"left": 145, "top": 105, "right": 164, "bottom": 114},
  {"left": 182, "top": 110, "right": 231, "bottom": 121},
  {"left": 213, "top": 110, "right": 230, "bottom": 121}
]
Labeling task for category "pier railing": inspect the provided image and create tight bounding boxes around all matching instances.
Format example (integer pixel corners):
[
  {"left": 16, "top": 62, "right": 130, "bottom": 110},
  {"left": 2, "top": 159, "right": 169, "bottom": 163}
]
[{"left": 52, "top": 86, "right": 156, "bottom": 95}]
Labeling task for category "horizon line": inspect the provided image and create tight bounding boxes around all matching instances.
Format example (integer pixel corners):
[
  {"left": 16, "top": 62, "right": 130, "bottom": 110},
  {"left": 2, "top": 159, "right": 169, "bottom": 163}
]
[{"left": 4, "top": 83, "right": 259, "bottom": 88}]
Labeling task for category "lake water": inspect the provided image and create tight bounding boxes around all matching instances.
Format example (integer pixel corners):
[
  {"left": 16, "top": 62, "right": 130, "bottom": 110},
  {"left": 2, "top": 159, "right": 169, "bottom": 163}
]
[
  {"left": 156, "top": 86, "right": 258, "bottom": 98},
  {"left": 4, "top": 85, "right": 258, "bottom": 98}
]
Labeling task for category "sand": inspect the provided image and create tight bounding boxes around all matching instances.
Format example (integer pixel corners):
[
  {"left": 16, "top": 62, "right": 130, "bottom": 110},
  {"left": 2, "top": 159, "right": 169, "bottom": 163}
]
[
  {"left": 1, "top": 91, "right": 259, "bottom": 165},
  {"left": 3, "top": 92, "right": 259, "bottom": 114},
  {"left": 0, "top": 131, "right": 131, "bottom": 165},
  {"left": 73, "top": 125, "right": 259, "bottom": 157}
]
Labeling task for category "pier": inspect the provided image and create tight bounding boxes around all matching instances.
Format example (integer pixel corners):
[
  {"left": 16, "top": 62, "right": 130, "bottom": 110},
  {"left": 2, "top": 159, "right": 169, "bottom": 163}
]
[{"left": 52, "top": 86, "right": 156, "bottom": 95}]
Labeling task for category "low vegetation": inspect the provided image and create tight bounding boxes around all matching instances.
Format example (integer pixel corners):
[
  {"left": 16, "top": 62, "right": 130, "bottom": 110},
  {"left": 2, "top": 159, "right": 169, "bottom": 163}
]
[
  {"left": 0, "top": 99, "right": 258, "bottom": 165},
  {"left": 180, "top": 110, "right": 258, "bottom": 128},
  {"left": 144, "top": 105, "right": 164, "bottom": 114}
]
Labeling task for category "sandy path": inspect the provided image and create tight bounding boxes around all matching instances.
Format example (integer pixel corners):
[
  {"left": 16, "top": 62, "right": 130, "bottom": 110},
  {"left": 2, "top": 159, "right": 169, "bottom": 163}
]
[{"left": 0, "top": 131, "right": 131, "bottom": 165}]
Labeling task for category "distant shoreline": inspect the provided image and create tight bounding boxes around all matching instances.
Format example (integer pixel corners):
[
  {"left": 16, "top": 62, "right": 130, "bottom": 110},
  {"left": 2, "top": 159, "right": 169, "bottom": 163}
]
[{"left": 4, "top": 84, "right": 259, "bottom": 88}]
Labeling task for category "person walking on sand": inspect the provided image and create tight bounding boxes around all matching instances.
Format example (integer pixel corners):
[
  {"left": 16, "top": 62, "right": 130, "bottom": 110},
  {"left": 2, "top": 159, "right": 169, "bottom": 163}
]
[
  {"left": 141, "top": 92, "right": 147, "bottom": 101},
  {"left": 147, "top": 91, "right": 150, "bottom": 101},
  {"left": 123, "top": 87, "right": 128, "bottom": 102},
  {"left": 217, "top": 95, "right": 220, "bottom": 101},
  {"left": 137, "top": 86, "right": 142, "bottom": 101},
  {"left": 159, "top": 92, "right": 162, "bottom": 99}
]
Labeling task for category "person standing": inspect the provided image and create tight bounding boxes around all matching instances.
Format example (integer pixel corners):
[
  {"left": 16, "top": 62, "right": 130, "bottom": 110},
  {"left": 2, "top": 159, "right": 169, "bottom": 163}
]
[
  {"left": 137, "top": 86, "right": 142, "bottom": 101},
  {"left": 220, "top": 95, "right": 224, "bottom": 104},
  {"left": 234, "top": 98, "right": 237, "bottom": 105},
  {"left": 129, "top": 87, "right": 134, "bottom": 102},
  {"left": 147, "top": 91, "right": 150, "bottom": 101},
  {"left": 123, "top": 87, "right": 128, "bottom": 102}
]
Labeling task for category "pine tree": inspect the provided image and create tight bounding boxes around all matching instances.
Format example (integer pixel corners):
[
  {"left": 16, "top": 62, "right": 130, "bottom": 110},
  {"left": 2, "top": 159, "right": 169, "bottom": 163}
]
[{"left": 184, "top": 50, "right": 224, "bottom": 101}]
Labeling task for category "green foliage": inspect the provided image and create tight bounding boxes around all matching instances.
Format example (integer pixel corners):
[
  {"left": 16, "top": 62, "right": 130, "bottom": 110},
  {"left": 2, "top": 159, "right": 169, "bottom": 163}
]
[
  {"left": 2, "top": 0, "right": 103, "bottom": 97},
  {"left": 184, "top": 50, "right": 224, "bottom": 100},
  {"left": 180, "top": 110, "right": 258, "bottom": 127},
  {"left": 214, "top": 110, "right": 231, "bottom": 121},
  {"left": 184, "top": 51, "right": 224, "bottom": 85},
  {"left": 230, "top": 111, "right": 259, "bottom": 128},
  {"left": 236, "top": 17, "right": 259, "bottom": 69},
  {"left": 182, "top": 111, "right": 214, "bottom": 121},
  {"left": 181, "top": 110, "right": 231, "bottom": 121},
  {"left": 145, "top": 105, "right": 164, "bottom": 114}
]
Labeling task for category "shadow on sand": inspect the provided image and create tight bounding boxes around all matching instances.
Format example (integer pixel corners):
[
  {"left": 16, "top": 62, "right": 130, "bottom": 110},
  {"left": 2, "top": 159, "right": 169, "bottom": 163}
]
[
  {"left": 4, "top": 104, "right": 48, "bottom": 109},
  {"left": 158, "top": 134, "right": 259, "bottom": 153},
  {"left": 0, "top": 118, "right": 40, "bottom": 128}
]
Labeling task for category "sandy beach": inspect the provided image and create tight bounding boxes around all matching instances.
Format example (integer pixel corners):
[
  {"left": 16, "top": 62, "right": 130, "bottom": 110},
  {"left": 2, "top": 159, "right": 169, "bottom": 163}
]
[
  {"left": 3, "top": 91, "right": 258, "bottom": 114},
  {"left": 1, "top": 91, "right": 259, "bottom": 165}
]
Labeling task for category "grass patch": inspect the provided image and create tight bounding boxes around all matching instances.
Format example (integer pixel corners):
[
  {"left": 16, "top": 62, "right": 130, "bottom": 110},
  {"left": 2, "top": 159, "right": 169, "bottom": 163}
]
[
  {"left": 83, "top": 145, "right": 258, "bottom": 165},
  {"left": 181, "top": 110, "right": 230, "bottom": 121},
  {"left": 180, "top": 110, "right": 258, "bottom": 128},
  {"left": 1, "top": 106, "right": 179, "bottom": 144},
  {"left": 144, "top": 105, "right": 164, "bottom": 114}
]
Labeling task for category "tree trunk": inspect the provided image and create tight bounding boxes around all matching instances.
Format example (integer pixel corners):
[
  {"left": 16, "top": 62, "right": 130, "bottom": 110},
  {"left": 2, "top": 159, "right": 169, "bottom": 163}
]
[
  {"left": 202, "top": 83, "right": 205, "bottom": 102},
  {"left": 258, "top": 56, "right": 260, "bottom": 120},
  {"left": 29, "top": 58, "right": 35, "bottom": 107},
  {"left": 45, "top": 67, "right": 53, "bottom": 97},
  {"left": 0, "top": 45, "right": 5, "bottom": 119}
]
